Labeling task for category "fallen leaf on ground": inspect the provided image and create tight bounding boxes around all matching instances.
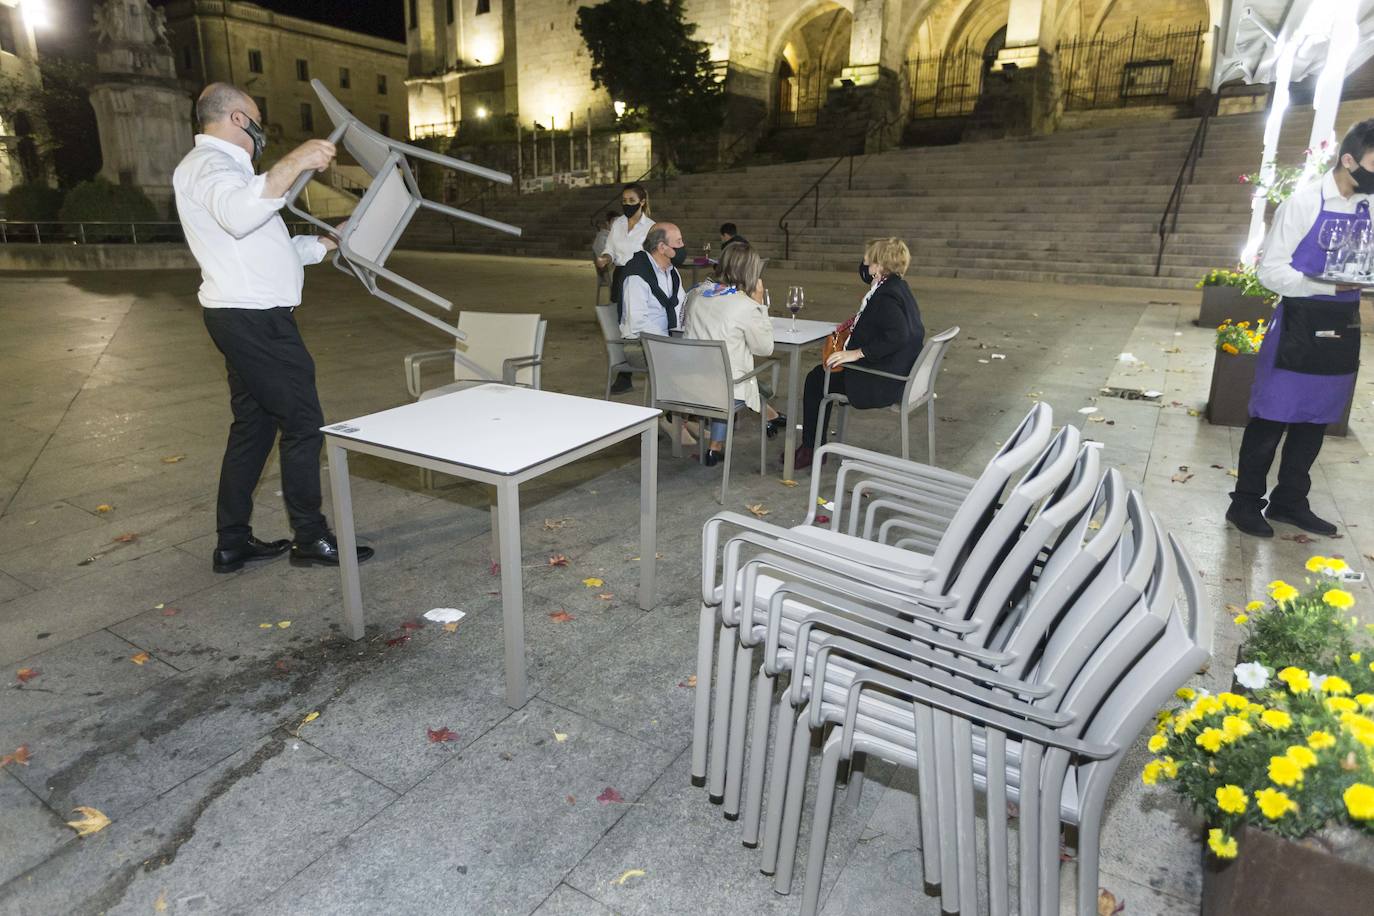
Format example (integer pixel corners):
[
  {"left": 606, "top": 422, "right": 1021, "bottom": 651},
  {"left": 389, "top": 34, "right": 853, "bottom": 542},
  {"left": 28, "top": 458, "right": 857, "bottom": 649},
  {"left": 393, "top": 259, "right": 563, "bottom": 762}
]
[
  {"left": 154, "top": 889, "right": 168, "bottom": 912},
  {"left": 16, "top": 667, "right": 39, "bottom": 684},
  {"left": 112, "top": 532, "right": 138, "bottom": 544},
  {"left": 385, "top": 634, "right": 411, "bottom": 647},
  {"left": 549, "top": 610, "right": 576, "bottom": 623},
  {"left": 95, "top": 504, "right": 114, "bottom": 513},
  {"left": 77, "top": 555, "right": 102, "bottom": 566},
  {"left": 581, "top": 577, "right": 603, "bottom": 588},
  {"left": 1097, "top": 887, "right": 1125, "bottom": 915},
  {"left": 1227, "top": 468, "right": 1238, "bottom": 477},
  {"left": 161, "top": 606, "right": 180, "bottom": 617},
  {"left": 596, "top": 593, "right": 614, "bottom": 601},
  {"left": 613, "top": 869, "right": 646, "bottom": 886},
  {"left": 543, "top": 518, "right": 573, "bottom": 530},
  {"left": 1186, "top": 408, "right": 1201, "bottom": 417},
  {"left": 274, "top": 659, "right": 290, "bottom": 672},
  {"left": 130, "top": 652, "right": 150, "bottom": 665},
  {"left": 746, "top": 504, "right": 769, "bottom": 518},
  {"left": 1170, "top": 471, "right": 1194, "bottom": 484},
  {"left": 427, "top": 726, "right": 459, "bottom": 743},
  {"left": 780, "top": 479, "right": 799, "bottom": 487},
  {"left": 1282, "top": 533, "right": 1315, "bottom": 545},
  {"left": 566, "top": 795, "right": 576, "bottom": 805},
  {"left": 66, "top": 806, "right": 111, "bottom": 837},
  {"left": 815, "top": 514, "right": 831, "bottom": 525},
  {"left": 276, "top": 621, "right": 291, "bottom": 629},
  {"left": 443, "top": 622, "right": 460, "bottom": 633},
  {"left": 294, "top": 711, "right": 320, "bottom": 735},
  {"left": 1, "top": 745, "right": 31, "bottom": 767},
  {"left": 489, "top": 561, "right": 501, "bottom": 576},
  {"left": 548, "top": 554, "right": 570, "bottom": 567},
  {"left": 259, "top": 622, "right": 273, "bottom": 629},
  {"left": 1087, "top": 415, "right": 1105, "bottom": 423},
  {"left": 554, "top": 732, "right": 568, "bottom": 743},
  {"left": 160, "top": 455, "right": 185, "bottom": 464},
  {"left": 597, "top": 787, "right": 624, "bottom": 804},
  {"left": 678, "top": 675, "right": 698, "bottom": 688}
]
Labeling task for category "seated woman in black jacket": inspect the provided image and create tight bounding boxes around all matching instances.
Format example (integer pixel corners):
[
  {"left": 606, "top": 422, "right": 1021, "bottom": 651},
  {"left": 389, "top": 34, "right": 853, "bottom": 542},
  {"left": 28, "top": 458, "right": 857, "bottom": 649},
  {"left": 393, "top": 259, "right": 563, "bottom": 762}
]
[{"left": 793, "top": 237, "right": 925, "bottom": 470}]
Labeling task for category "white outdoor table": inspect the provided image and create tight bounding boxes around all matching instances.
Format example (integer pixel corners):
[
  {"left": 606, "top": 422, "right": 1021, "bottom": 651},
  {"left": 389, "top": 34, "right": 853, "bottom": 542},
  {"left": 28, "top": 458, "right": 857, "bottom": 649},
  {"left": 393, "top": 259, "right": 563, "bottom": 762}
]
[
  {"left": 321, "top": 384, "right": 661, "bottom": 708},
  {"left": 771, "top": 317, "right": 838, "bottom": 481}
]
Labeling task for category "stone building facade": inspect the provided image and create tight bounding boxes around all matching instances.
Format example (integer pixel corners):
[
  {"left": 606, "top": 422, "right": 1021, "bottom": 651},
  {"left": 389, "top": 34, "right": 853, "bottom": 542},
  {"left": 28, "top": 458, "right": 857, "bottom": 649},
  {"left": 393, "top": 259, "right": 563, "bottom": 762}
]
[
  {"left": 162, "top": 1, "right": 410, "bottom": 151},
  {"left": 405, "top": 0, "right": 1221, "bottom": 151},
  {"left": 0, "top": 0, "right": 42, "bottom": 194}
]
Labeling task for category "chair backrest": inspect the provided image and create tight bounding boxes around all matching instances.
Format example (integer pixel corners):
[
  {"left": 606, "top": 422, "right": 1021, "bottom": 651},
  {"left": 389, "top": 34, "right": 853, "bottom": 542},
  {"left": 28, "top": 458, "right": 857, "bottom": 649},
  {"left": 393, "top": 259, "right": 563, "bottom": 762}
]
[
  {"left": 595, "top": 303, "right": 628, "bottom": 364},
  {"left": 454, "top": 312, "right": 545, "bottom": 387},
  {"left": 640, "top": 334, "right": 734, "bottom": 414},
  {"left": 343, "top": 161, "right": 416, "bottom": 270},
  {"left": 903, "top": 326, "right": 960, "bottom": 410}
]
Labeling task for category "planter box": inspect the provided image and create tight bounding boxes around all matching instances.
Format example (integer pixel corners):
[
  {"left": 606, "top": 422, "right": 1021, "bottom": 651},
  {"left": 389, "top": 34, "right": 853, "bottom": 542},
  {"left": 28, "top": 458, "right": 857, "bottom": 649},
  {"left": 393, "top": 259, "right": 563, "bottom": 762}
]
[
  {"left": 1206, "top": 351, "right": 1352, "bottom": 437},
  {"left": 1203, "top": 824, "right": 1374, "bottom": 916},
  {"left": 1197, "top": 286, "right": 1272, "bottom": 329}
]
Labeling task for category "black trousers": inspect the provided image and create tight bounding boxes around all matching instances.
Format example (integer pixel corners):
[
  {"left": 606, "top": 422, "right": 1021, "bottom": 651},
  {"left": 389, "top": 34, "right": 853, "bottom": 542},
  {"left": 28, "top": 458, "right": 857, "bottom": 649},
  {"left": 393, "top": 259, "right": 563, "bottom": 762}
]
[
  {"left": 801, "top": 365, "right": 848, "bottom": 448},
  {"left": 1232, "top": 417, "right": 1326, "bottom": 512},
  {"left": 202, "top": 307, "right": 328, "bottom": 548}
]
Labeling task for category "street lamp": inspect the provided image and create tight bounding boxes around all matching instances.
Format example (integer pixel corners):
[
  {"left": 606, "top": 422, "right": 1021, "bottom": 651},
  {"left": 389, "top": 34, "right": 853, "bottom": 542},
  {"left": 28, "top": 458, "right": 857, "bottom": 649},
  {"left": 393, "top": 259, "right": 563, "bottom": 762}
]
[
  {"left": 476, "top": 106, "right": 489, "bottom": 119},
  {"left": 613, "top": 100, "right": 626, "bottom": 119},
  {"left": 22, "top": 0, "right": 51, "bottom": 29}
]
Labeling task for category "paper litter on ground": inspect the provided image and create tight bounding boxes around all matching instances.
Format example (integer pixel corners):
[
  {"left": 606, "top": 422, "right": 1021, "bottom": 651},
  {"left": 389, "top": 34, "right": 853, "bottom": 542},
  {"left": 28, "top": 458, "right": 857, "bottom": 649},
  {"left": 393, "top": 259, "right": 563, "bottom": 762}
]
[{"left": 423, "top": 608, "right": 467, "bottom": 624}]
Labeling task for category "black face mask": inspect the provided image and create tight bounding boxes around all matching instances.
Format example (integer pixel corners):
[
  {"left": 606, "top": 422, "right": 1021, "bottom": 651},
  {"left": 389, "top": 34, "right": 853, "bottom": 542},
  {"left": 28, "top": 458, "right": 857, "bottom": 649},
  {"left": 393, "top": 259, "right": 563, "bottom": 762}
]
[
  {"left": 1350, "top": 162, "right": 1374, "bottom": 195},
  {"left": 859, "top": 261, "right": 872, "bottom": 284},
  {"left": 622, "top": 202, "right": 640, "bottom": 218},
  {"left": 237, "top": 111, "right": 267, "bottom": 161},
  {"left": 670, "top": 244, "right": 687, "bottom": 267}
]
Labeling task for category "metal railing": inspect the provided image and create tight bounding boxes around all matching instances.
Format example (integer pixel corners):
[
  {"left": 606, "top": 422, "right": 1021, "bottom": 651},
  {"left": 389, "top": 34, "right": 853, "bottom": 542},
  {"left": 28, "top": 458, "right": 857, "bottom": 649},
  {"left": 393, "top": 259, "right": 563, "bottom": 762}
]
[
  {"left": 0, "top": 220, "right": 318, "bottom": 245},
  {"left": 776, "top": 114, "right": 899, "bottom": 260},
  {"left": 1154, "top": 91, "right": 1221, "bottom": 276}
]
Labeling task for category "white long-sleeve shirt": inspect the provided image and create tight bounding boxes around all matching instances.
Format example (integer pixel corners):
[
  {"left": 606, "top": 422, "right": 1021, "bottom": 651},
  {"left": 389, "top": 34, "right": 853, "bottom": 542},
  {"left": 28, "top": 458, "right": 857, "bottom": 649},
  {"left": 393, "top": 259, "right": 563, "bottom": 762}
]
[
  {"left": 1258, "top": 170, "right": 1372, "bottom": 299},
  {"left": 620, "top": 258, "right": 684, "bottom": 337},
  {"left": 173, "top": 135, "right": 327, "bottom": 309},
  {"left": 598, "top": 213, "right": 651, "bottom": 266}
]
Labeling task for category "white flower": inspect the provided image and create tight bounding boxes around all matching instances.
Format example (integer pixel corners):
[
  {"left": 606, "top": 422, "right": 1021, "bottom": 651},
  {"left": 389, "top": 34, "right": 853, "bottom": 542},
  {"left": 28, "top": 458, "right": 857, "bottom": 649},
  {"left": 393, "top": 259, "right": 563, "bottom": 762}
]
[
  {"left": 1310, "top": 672, "right": 1328, "bottom": 692},
  {"left": 1234, "top": 662, "right": 1269, "bottom": 690}
]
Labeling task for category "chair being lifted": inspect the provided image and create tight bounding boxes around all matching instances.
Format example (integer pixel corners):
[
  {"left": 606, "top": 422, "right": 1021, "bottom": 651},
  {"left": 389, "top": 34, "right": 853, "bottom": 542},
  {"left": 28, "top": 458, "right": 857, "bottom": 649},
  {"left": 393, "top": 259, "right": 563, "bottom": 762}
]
[{"left": 282, "top": 79, "right": 522, "bottom": 341}]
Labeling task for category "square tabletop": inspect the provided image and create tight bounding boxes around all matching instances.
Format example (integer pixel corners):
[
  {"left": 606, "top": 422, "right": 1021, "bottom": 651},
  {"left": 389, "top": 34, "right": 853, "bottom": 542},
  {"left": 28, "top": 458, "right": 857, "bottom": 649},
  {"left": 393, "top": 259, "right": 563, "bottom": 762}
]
[
  {"left": 771, "top": 317, "right": 838, "bottom": 346},
  {"left": 322, "top": 385, "right": 661, "bottom": 477}
]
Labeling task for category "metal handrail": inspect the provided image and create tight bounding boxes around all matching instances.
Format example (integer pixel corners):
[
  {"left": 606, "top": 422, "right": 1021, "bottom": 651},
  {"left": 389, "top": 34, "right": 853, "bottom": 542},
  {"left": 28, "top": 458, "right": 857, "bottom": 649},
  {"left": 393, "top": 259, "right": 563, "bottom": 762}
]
[
  {"left": 1155, "top": 92, "right": 1220, "bottom": 276},
  {"left": 0, "top": 219, "right": 317, "bottom": 245},
  {"left": 776, "top": 114, "right": 900, "bottom": 260}
]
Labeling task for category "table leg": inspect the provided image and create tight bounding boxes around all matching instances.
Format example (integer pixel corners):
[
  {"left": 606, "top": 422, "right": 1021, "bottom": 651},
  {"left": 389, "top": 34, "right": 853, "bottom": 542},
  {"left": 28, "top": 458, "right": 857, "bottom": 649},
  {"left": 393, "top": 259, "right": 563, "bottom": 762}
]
[
  {"left": 327, "top": 442, "right": 365, "bottom": 641},
  {"left": 488, "top": 485, "right": 500, "bottom": 569},
  {"left": 782, "top": 345, "right": 802, "bottom": 481},
  {"left": 639, "top": 423, "right": 658, "bottom": 610},
  {"left": 496, "top": 479, "right": 528, "bottom": 708}
]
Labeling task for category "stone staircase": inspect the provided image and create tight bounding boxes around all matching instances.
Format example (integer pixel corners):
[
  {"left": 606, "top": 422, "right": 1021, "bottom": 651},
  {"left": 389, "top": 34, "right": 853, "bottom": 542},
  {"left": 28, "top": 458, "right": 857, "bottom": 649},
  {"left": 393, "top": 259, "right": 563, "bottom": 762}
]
[{"left": 398, "top": 99, "right": 1374, "bottom": 290}]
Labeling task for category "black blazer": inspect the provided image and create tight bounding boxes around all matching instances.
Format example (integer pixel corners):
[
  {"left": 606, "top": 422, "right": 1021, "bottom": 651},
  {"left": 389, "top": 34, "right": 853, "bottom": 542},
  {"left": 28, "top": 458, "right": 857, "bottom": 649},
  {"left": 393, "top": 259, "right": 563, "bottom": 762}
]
[{"left": 844, "top": 276, "right": 925, "bottom": 408}]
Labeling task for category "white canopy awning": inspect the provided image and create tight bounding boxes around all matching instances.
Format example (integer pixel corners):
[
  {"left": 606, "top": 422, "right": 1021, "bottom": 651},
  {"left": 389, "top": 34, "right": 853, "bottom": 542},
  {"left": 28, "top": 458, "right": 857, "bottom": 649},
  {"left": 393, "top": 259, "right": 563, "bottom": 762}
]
[{"left": 1213, "top": 0, "right": 1374, "bottom": 89}]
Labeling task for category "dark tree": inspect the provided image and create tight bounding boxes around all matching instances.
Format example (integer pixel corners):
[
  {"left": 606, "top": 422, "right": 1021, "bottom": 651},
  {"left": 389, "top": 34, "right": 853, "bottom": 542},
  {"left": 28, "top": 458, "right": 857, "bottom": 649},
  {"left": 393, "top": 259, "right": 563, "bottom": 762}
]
[
  {"left": 0, "top": 58, "right": 102, "bottom": 189},
  {"left": 575, "top": 0, "right": 723, "bottom": 160}
]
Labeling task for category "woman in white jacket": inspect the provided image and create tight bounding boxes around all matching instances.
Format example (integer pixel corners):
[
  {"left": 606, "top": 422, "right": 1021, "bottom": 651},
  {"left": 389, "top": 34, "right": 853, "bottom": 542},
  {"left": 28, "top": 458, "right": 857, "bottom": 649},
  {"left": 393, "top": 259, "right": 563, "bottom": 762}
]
[{"left": 683, "top": 242, "right": 785, "bottom": 465}]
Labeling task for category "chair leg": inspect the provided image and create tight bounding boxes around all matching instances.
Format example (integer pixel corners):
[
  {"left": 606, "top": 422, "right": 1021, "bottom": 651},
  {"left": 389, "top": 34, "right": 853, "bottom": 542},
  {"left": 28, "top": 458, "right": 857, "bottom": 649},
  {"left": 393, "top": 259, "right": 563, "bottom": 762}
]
[
  {"left": 719, "top": 414, "right": 734, "bottom": 504},
  {"left": 758, "top": 405, "right": 767, "bottom": 477},
  {"left": 799, "top": 734, "right": 845, "bottom": 916},
  {"left": 690, "top": 602, "right": 718, "bottom": 787},
  {"left": 899, "top": 411, "right": 910, "bottom": 462},
  {"left": 604, "top": 368, "right": 614, "bottom": 401},
  {"left": 836, "top": 404, "right": 849, "bottom": 444},
  {"left": 927, "top": 399, "right": 937, "bottom": 466}
]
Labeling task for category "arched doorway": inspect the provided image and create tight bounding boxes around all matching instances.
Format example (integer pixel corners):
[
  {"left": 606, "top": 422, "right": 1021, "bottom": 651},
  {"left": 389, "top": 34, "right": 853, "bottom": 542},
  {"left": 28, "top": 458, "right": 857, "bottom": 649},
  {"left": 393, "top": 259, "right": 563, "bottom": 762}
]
[
  {"left": 773, "top": 4, "right": 853, "bottom": 128},
  {"left": 904, "top": 0, "right": 1011, "bottom": 120}
]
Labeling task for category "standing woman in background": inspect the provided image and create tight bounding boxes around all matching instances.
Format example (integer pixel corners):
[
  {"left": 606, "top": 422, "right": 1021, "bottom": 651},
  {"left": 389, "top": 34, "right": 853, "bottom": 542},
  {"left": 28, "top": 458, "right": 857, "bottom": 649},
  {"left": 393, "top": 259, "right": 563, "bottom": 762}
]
[{"left": 596, "top": 182, "right": 651, "bottom": 392}]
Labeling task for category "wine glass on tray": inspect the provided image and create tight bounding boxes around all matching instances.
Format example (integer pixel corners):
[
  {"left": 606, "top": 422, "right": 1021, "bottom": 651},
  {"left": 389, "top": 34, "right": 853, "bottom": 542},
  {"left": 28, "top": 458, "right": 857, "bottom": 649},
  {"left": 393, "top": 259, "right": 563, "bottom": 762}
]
[{"left": 1317, "top": 218, "right": 1349, "bottom": 276}]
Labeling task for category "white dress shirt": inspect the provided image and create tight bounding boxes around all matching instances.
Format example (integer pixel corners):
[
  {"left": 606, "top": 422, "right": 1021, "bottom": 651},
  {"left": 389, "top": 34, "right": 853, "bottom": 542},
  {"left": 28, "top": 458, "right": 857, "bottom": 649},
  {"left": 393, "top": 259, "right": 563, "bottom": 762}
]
[
  {"left": 173, "top": 135, "right": 327, "bottom": 309},
  {"left": 598, "top": 213, "right": 651, "bottom": 266},
  {"left": 1258, "top": 170, "right": 1372, "bottom": 299},
  {"left": 620, "top": 257, "right": 684, "bottom": 337}
]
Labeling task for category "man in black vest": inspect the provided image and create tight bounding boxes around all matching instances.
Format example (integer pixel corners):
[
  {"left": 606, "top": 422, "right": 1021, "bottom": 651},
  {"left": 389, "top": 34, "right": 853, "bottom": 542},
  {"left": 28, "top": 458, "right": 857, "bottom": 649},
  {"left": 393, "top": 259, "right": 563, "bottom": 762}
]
[{"left": 618, "top": 222, "right": 687, "bottom": 338}]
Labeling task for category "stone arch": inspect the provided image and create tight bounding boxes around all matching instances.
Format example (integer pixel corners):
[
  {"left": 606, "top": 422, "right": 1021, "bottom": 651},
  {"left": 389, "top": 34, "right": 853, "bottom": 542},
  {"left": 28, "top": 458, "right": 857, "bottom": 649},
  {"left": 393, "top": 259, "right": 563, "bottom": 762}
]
[
  {"left": 765, "top": 0, "right": 855, "bottom": 71},
  {"left": 767, "top": 2, "right": 855, "bottom": 124},
  {"left": 1087, "top": 0, "right": 1211, "bottom": 38}
]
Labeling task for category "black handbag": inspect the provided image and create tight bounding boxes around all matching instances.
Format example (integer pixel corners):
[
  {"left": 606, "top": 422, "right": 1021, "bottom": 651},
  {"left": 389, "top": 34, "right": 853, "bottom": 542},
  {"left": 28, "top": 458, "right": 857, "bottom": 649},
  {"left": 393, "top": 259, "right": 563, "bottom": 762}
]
[{"left": 1275, "top": 297, "right": 1361, "bottom": 376}]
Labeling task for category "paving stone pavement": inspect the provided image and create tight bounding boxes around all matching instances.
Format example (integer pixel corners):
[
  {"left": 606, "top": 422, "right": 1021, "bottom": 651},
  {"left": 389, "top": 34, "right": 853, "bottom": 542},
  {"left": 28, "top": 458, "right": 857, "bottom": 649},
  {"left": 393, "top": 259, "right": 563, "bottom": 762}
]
[{"left": 1, "top": 253, "right": 1371, "bottom": 915}]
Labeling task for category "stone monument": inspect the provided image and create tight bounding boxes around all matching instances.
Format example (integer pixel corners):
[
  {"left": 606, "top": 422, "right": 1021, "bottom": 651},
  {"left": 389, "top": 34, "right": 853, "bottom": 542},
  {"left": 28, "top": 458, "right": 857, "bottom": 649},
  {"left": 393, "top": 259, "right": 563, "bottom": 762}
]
[{"left": 87, "top": 0, "right": 193, "bottom": 214}]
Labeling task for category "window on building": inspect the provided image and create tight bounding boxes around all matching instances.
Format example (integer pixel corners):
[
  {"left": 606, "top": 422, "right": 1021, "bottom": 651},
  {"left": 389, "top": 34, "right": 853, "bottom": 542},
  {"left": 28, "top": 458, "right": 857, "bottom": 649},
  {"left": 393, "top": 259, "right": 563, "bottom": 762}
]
[
  {"left": 446, "top": 0, "right": 455, "bottom": 23},
  {"left": 253, "top": 96, "right": 269, "bottom": 125},
  {"left": 408, "top": 0, "right": 417, "bottom": 29},
  {"left": 180, "top": 45, "right": 192, "bottom": 71},
  {"left": 0, "top": 10, "right": 17, "bottom": 56},
  {"left": 300, "top": 102, "right": 314, "bottom": 132},
  {"left": 377, "top": 74, "right": 388, "bottom": 95},
  {"left": 476, "top": 0, "right": 490, "bottom": 14},
  {"left": 379, "top": 113, "right": 391, "bottom": 137},
  {"left": 296, "top": 59, "right": 309, "bottom": 81},
  {"left": 248, "top": 49, "right": 263, "bottom": 73},
  {"left": 339, "top": 66, "right": 350, "bottom": 89}
]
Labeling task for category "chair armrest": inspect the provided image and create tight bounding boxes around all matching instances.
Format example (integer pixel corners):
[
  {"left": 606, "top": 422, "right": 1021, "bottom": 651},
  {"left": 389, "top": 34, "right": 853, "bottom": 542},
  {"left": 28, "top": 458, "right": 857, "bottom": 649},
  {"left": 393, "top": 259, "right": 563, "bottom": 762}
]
[
  {"left": 501, "top": 354, "right": 543, "bottom": 386},
  {"left": 734, "top": 358, "right": 780, "bottom": 383},
  {"left": 404, "top": 349, "right": 458, "bottom": 399},
  {"left": 844, "top": 363, "right": 909, "bottom": 382}
]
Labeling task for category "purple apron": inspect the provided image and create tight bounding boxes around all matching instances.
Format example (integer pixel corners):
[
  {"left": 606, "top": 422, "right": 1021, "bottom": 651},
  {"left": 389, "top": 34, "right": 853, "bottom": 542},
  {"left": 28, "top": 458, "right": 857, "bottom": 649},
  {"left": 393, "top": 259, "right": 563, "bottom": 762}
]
[{"left": 1249, "top": 195, "right": 1363, "bottom": 424}]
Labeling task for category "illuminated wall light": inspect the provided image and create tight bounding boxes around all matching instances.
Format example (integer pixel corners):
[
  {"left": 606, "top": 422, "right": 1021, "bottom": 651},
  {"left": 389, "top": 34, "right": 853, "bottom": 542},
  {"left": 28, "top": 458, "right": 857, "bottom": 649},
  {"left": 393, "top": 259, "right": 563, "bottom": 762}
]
[
  {"left": 22, "top": 0, "right": 51, "bottom": 29},
  {"left": 613, "top": 100, "right": 626, "bottom": 118},
  {"left": 476, "top": 106, "right": 489, "bottom": 119}
]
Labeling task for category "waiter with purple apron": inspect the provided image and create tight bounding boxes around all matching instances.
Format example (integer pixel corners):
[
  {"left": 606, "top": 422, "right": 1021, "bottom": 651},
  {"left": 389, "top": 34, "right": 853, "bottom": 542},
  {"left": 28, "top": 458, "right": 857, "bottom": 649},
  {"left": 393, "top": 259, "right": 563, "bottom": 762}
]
[{"left": 1228, "top": 120, "right": 1372, "bottom": 538}]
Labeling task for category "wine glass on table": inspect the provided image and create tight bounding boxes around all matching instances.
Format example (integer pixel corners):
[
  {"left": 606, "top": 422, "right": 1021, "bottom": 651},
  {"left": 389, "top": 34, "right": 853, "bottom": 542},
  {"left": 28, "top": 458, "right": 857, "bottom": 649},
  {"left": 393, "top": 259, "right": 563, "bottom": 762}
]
[
  {"left": 1318, "top": 218, "right": 1349, "bottom": 276},
  {"left": 787, "top": 286, "right": 805, "bottom": 332}
]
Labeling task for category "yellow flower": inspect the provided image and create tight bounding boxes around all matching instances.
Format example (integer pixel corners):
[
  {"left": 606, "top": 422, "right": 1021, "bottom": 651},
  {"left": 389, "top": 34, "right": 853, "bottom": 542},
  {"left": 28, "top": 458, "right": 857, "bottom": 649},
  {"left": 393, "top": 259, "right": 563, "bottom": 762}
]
[
  {"left": 1148, "top": 734, "right": 1168, "bottom": 754},
  {"left": 1324, "top": 589, "right": 1356, "bottom": 611},
  {"left": 1141, "top": 761, "right": 1161, "bottom": 786},
  {"left": 1269, "top": 755, "right": 1303, "bottom": 786},
  {"left": 1285, "top": 745, "right": 1318, "bottom": 769},
  {"left": 1322, "top": 676, "right": 1353, "bottom": 696},
  {"left": 1196, "top": 728, "right": 1225, "bottom": 753},
  {"left": 1247, "top": 703, "right": 1266, "bottom": 715},
  {"left": 1246, "top": 600, "right": 1265, "bottom": 612},
  {"left": 1176, "top": 687, "right": 1196, "bottom": 701},
  {"left": 1222, "top": 715, "right": 1253, "bottom": 741},
  {"left": 1353, "top": 653, "right": 1364, "bottom": 664},
  {"left": 1324, "top": 558, "right": 1351, "bottom": 574},
  {"left": 1220, "top": 693, "right": 1249, "bottom": 711},
  {"left": 1233, "top": 614, "right": 1249, "bottom": 625},
  {"left": 1208, "top": 828, "right": 1239, "bottom": 859},
  {"left": 1173, "top": 709, "right": 1199, "bottom": 733},
  {"left": 1277, "top": 666, "right": 1312, "bottom": 694},
  {"left": 1215, "top": 784, "right": 1248, "bottom": 815},
  {"left": 1307, "top": 730, "right": 1337, "bottom": 749},
  {"left": 1238, "top": 321, "right": 1250, "bottom": 329},
  {"left": 1357, "top": 694, "right": 1374, "bottom": 710},
  {"left": 1306, "top": 556, "right": 1330, "bottom": 572},
  {"left": 1369, "top": 661, "right": 1374, "bottom": 674},
  {"left": 1195, "top": 695, "right": 1223, "bottom": 716},
  {"left": 1271, "top": 582, "right": 1300, "bottom": 604},
  {"left": 1341, "top": 713, "right": 1374, "bottom": 748},
  {"left": 1160, "top": 757, "right": 1178, "bottom": 778},
  {"left": 1255, "top": 787, "right": 1297, "bottom": 820},
  {"left": 1344, "top": 783, "right": 1374, "bottom": 820},
  {"left": 1327, "top": 696, "right": 1359, "bottom": 714},
  {"left": 1261, "top": 709, "right": 1293, "bottom": 730},
  {"left": 1221, "top": 342, "right": 1239, "bottom": 355}
]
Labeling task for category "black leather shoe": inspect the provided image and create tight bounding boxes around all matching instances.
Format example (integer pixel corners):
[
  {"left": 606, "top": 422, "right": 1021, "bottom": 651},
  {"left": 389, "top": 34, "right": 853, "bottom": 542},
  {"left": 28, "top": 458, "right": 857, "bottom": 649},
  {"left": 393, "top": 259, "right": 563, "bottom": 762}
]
[
  {"left": 610, "top": 373, "right": 633, "bottom": 394},
  {"left": 1226, "top": 504, "right": 1273, "bottom": 539},
  {"left": 703, "top": 449, "right": 724, "bottom": 467},
  {"left": 1266, "top": 505, "right": 1338, "bottom": 537},
  {"left": 290, "top": 534, "right": 375, "bottom": 568},
  {"left": 765, "top": 414, "right": 788, "bottom": 439},
  {"left": 213, "top": 536, "right": 290, "bottom": 573}
]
